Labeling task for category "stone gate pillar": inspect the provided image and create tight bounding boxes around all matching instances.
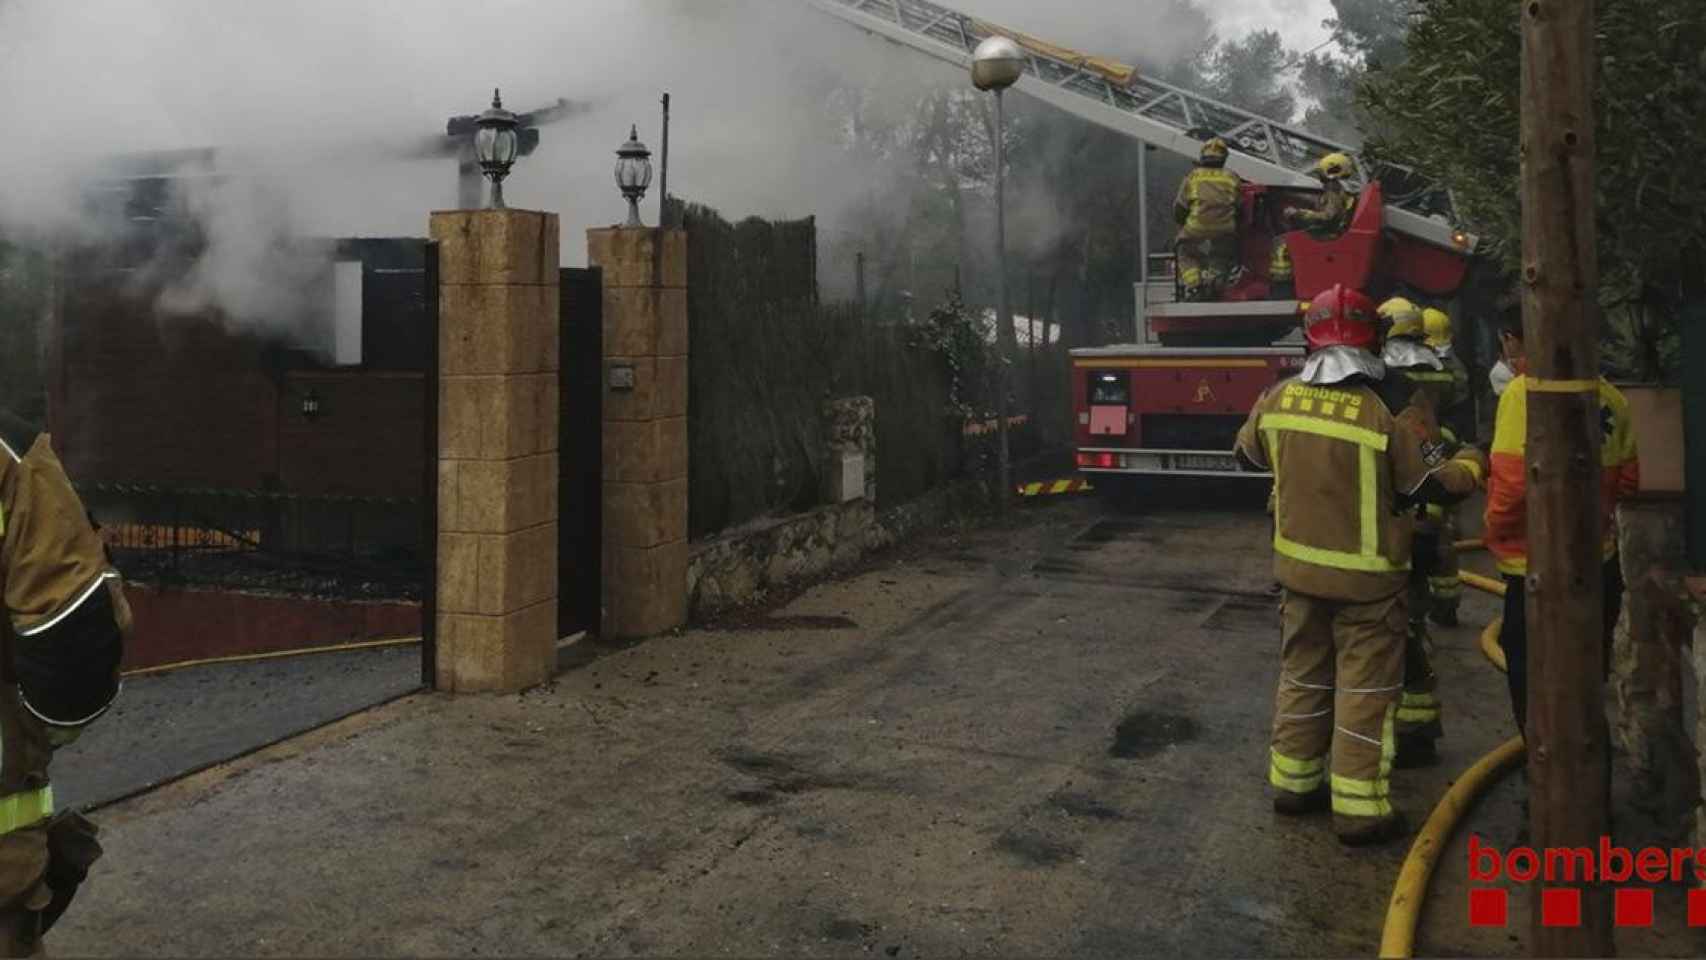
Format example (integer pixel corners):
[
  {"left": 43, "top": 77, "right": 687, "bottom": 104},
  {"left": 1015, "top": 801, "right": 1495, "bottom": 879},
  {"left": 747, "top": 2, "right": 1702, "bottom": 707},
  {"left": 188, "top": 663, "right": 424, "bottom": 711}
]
[
  {"left": 429, "top": 209, "right": 560, "bottom": 692},
  {"left": 588, "top": 227, "right": 688, "bottom": 639}
]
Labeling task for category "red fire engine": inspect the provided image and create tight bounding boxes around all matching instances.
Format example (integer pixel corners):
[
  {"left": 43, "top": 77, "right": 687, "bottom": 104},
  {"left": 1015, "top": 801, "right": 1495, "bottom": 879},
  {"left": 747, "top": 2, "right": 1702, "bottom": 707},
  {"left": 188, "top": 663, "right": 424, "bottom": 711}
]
[
  {"left": 1074, "top": 179, "right": 1476, "bottom": 495},
  {"left": 807, "top": 0, "right": 1482, "bottom": 496}
]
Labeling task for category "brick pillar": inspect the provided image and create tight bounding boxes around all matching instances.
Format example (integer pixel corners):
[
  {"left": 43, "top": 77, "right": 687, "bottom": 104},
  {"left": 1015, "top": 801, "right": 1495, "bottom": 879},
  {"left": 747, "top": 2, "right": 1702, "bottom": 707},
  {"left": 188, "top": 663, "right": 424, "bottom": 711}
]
[
  {"left": 429, "top": 209, "right": 561, "bottom": 692},
  {"left": 589, "top": 227, "right": 688, "bottom": 640}
]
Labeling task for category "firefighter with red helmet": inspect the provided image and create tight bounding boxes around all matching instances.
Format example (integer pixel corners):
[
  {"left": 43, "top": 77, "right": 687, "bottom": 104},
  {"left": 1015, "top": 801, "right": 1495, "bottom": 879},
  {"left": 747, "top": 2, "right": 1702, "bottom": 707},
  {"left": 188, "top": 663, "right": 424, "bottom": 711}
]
[{"left": 1235, "top": 286, "right": 1486, "bottom": 846}]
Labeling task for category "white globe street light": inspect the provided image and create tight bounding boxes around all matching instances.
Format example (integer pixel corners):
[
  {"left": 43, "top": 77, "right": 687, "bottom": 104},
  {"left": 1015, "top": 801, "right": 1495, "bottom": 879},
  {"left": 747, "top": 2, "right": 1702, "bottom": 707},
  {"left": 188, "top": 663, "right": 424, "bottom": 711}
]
[{"left": 971, "top": 35, "right": 1024, "bottom": 515}]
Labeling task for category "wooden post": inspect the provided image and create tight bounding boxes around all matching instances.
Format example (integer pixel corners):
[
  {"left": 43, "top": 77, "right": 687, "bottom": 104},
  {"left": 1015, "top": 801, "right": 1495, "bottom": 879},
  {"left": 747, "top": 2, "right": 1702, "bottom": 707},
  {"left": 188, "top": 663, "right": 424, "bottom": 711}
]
[{"left": 1521, "top": 0, "right": 1611, "bottom": 954}]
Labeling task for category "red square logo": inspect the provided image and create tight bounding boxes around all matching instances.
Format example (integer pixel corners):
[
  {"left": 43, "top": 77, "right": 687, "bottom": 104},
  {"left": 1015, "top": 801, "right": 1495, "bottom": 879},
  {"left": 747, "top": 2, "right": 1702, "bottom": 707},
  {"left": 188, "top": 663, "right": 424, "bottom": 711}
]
[
  {"left": 1615, "top": 889, "right": 1654, "bottom": 927},
  {"left": 1469, "top": 888, "right": 1509, "bottom": 927},
  {"left": 1688, "top": 889, "right": 1706, "bottom": 927},
  {"left": 1542, "top": 888, "right": 1583, "bottom": 928}
]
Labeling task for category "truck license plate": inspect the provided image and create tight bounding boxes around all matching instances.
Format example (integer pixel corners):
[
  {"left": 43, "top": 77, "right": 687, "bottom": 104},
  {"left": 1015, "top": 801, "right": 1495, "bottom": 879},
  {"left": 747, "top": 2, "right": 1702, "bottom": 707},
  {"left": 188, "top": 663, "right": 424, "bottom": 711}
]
[{"left": 1171, "top": 453, "right": 1239, "bottom": 472}]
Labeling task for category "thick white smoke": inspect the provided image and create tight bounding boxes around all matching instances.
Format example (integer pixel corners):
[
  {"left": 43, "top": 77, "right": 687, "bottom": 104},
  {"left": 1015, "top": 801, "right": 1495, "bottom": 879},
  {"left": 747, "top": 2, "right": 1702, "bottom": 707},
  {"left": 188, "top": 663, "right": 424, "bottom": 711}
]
[{"left": 0, "top": 0, "right": 1317, "bottom": 337}]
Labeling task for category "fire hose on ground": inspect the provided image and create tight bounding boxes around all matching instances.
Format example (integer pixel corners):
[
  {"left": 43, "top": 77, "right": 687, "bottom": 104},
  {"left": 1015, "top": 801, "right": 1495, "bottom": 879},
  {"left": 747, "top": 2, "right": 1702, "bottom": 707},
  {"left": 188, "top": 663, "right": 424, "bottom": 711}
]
[
  {"left": 120, "top": 636, "right": 422, "bottom": 679},
  {"left": 1379, "top": 549, "right": 1525, "bottom": 958}
]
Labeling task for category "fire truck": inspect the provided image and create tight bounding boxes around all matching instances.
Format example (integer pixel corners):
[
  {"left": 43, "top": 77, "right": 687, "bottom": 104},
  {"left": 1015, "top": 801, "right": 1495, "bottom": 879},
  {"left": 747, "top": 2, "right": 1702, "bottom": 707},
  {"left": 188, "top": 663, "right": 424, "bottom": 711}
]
[
  {"left": 807, "top": 0, "right": 1481, "bottom": 495},
  {"left": 1076, "top": 177, "right": 1475, "bottom": 494}
]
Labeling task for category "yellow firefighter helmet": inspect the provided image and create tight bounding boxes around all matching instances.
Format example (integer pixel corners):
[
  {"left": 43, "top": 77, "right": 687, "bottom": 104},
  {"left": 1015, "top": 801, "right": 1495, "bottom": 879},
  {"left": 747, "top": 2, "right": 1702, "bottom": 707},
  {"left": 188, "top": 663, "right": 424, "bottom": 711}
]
[
  {"left": 1423, "top": 308, "right": 1453, "bottom": 349},
  {"left": 1377, "top": 297, "right": 1425, "bottom": 339},
  {"left": 1315, "top": 152, "right": 1353, "bottom": 181},
  {"left": 1200, "top": 137, "right": 1230, "bottom": 166}
]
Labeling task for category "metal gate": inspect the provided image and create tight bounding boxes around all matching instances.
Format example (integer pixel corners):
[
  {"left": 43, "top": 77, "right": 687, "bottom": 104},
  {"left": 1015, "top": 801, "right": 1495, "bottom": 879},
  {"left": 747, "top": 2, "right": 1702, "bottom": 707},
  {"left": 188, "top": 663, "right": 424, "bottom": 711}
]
[{"left": 558, "top": 267, "right": 604, "bottom": 637}]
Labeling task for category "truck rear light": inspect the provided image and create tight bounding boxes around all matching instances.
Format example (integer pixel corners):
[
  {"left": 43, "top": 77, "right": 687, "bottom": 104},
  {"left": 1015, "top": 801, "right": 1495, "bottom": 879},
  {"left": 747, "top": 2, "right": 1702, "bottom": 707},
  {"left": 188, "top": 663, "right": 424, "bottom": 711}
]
[{"left": 1076, "top": 452, "right": 1116, "bottom": 469}]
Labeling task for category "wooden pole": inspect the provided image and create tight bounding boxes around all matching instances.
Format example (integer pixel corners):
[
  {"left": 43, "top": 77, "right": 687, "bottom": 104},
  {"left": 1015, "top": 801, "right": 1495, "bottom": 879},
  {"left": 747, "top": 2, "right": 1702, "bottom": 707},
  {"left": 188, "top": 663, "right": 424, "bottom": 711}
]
[{"left": 1521, "top": 0, "right": 1611, "bottom": 954}]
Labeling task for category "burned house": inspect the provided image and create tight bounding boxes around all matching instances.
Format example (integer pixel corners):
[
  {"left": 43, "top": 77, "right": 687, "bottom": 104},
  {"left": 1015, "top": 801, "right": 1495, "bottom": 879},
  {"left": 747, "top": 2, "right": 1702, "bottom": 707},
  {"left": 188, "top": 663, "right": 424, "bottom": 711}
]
[{"left": 55, "top": 149, "right": 433, "bottom": 498}]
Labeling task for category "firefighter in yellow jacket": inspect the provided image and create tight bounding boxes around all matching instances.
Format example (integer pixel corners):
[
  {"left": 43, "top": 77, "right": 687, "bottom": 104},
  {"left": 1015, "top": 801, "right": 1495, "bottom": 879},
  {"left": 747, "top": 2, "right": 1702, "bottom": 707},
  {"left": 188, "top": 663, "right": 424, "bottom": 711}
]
[
  {"left": 0, "top": 411, "right": 126, "bottom": 955},
  {"left": 1173, "top": 138, "right": 1244, "bottom": 302},
  {"left": 1284, "top": 153, "right": 1357, "bottom": 238},
  {"left": 1423, "top": 307, "right": 1471, "bottom": 627},
  {"left": 1376, "top": 298, "right": 1471, "bottom": 768},
  {"left": 1236, "top": 286, "right": 1486, "bottom": 846}
]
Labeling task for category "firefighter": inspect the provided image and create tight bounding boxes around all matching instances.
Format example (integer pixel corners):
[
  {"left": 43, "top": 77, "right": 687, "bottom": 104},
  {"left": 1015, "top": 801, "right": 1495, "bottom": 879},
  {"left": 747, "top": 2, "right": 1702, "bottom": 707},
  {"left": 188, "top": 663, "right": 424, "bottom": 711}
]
[
  {"left": 0, "top": 411, "right": 127, "bottom": 956},
  {"left": 1173, "top": 137, "right": 1245, "bottom": 302},
  {"left": 1283, "top": 153, "right": 1357, "bottom": 238},
  {"left": 1423, "top": 307, "right": 1471, "bottom": 627},
  {"left": 1485, "top": 306, "right": 1638, "bottom": 737},
  {"left": 1376, "top": 297, "right": 1469, "bottom": 769},
  {"left": 1236, "top": 285, "right": 1486, "bottom": 846}
]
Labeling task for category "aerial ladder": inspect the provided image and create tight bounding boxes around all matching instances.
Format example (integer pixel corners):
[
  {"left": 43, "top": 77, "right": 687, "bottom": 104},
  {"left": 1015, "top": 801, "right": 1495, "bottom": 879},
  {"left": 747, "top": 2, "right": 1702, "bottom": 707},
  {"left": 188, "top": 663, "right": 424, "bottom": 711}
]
[
  {"left": 802, "top": 0, "right": 1475, "bottom": 255},
  {"left": 805, "top": 0, "right": 1485, "bottom": 488}
]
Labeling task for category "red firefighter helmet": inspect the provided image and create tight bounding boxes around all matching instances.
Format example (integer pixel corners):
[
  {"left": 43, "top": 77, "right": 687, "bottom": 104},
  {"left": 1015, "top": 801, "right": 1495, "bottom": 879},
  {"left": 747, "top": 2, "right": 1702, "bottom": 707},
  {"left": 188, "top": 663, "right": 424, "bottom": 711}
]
[{"left": 1302, "top": 284, "right": 1378, "bottom": 352}]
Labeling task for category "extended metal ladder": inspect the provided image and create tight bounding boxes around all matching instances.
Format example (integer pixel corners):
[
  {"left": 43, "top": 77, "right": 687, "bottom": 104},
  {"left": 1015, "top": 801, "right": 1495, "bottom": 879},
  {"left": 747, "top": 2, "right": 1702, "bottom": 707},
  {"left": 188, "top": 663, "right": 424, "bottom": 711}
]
[{"left": 803, "top": 0, "right": 1473, "bottom": 253}]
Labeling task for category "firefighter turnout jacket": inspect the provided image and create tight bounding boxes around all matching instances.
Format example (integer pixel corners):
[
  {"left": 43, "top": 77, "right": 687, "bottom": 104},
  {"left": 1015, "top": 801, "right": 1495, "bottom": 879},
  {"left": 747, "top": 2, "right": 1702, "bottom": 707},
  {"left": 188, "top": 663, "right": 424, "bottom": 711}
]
[
  {"left": 1485, "top": 376, "right": 1640, "bottom": 576},
  {"left": 0, "top": 413, "right": 126, "bottom": 955},
  {"left": 1289, "top": 181, "right": 1353, "bottom": 236},
  {"left": 1236, "top": 376, "right": 1486, "bottom": 602},
  {"left": 1173, "top": 165, "right": 1243, "bottom": 240}
]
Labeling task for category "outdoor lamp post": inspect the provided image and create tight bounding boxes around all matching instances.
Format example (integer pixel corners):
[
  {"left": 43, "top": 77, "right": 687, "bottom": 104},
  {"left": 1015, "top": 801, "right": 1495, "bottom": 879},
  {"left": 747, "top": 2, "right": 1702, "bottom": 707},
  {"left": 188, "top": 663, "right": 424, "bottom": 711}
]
[
  {"left": 474, "top": 88, "right": 520, "bottom": 209},
  {"left": 971, "top": 35, "right": 1024, "bottom": 516},
  {"left": 615, "top": 125, "right": 654, "bottom": 228}
]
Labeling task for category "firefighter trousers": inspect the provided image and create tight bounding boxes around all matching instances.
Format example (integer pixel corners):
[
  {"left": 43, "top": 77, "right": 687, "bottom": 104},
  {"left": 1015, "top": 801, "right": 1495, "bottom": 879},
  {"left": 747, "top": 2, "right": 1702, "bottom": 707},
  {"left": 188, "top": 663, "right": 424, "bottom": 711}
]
[
  {"left": 1175, "top": 235, "right": 1237, "bottom": 300},
  {"left": 1400, "top": 531, "right": 1445, "bottom": 745},
  {"left": 0, "top": 825, "right": 50, "bottom": 959},
  {"left": 1424, "top": 511, "right": 1462, "bottom": 623},
  {"left": 1269, "top": 589, "right": 1405, "bottom": 837}
]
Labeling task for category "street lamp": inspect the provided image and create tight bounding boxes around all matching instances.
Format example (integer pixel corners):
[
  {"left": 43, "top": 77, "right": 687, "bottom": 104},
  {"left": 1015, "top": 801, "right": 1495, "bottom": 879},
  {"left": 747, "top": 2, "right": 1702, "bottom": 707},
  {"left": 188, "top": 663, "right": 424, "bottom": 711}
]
[
  {"left": 972, "top": 35, "right": 1024, "bottom": 516},
  {"left": 474, "top": 88, "right": 519, "bottom": 209},
  {"left": 615, "top": 125, "right": 653, "bottom": 228}
]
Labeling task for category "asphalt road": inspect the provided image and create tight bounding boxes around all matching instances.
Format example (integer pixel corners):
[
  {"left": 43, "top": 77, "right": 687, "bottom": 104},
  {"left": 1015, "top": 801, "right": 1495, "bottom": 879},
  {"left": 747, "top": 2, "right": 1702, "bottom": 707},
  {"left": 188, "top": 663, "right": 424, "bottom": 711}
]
[
  {"left": 54, "top": 646, "right": 423, "bottom": 810},
  {"left": 46, "top": 488, "right": 1703, "bottom": 957}
]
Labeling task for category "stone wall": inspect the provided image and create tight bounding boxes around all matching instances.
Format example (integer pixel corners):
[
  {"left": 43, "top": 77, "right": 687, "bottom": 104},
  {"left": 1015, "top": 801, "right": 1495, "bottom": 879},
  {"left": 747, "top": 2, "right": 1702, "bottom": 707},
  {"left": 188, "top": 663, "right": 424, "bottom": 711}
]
[
  {"left": 1612, "top": 499, "right": 1701, "bottom": 843},
  {"left": 687, "top": 470, "right": 992, "bottom": 621}
]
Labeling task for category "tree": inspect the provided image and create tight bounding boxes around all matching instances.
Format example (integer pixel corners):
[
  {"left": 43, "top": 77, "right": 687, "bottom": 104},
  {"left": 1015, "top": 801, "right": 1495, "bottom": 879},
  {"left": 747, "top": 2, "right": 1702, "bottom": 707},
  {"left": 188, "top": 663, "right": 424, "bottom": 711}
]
[
  {"left": 1359, "top": 0, "right": 1706, "bottom": 379},
  {"left": 1296, "top": 0, "right": 1414, "bottom": 144},
  {"left": 1192, "top": 29, "right": 1299, "bottom": 122}
]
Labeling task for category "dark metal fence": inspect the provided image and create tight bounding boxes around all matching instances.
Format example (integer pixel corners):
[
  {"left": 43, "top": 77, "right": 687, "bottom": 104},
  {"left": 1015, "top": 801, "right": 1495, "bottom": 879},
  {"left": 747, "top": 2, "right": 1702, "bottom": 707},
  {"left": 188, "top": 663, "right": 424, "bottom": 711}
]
[{"left": 80, "top": 483, "right": 425, "bottom": 600}]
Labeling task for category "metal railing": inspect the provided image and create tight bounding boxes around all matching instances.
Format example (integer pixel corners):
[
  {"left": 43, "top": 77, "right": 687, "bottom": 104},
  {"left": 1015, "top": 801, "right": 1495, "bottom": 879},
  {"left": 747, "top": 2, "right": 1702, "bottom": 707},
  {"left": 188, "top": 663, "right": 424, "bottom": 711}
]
[{"left": 79, "top": 483, "right": 426, "bottom": 600}]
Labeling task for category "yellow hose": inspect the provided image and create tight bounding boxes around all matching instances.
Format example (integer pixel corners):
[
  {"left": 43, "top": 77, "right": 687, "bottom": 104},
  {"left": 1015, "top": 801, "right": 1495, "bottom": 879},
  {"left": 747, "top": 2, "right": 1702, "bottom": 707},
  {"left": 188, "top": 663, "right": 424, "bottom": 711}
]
[
  {"left": 1458, "top": 570, "right": 1507, "bottom": 599},
  {"left": 121, "top": 636, "right": 422, "bottom": 679},
  {"left": 1478, "top": 618, "right": 1507, "bottom": 673},
  {"left": 1379, "top": 735, "right": 1526, "bottom": 958},
  {"left": 1382, "top": 576, "right": 1521, "bottom": 957}
]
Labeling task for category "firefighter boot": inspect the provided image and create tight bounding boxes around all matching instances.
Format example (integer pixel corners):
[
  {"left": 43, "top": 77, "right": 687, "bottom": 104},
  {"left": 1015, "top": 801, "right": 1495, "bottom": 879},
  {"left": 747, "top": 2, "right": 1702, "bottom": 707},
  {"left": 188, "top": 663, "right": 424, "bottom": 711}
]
[
  {"left": 1338, "top": 809, "right": 1409, "bottom": 848},
  {"left": 1273, "top": 784, "right": 1330, "bottom": 816}
]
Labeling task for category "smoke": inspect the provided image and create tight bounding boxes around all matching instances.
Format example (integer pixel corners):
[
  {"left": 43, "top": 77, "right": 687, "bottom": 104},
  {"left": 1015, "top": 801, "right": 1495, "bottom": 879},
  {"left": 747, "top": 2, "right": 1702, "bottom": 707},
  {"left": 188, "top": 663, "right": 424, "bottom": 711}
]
[{"left": 0, "top": 0, "right": 1246, "bottom": 340}]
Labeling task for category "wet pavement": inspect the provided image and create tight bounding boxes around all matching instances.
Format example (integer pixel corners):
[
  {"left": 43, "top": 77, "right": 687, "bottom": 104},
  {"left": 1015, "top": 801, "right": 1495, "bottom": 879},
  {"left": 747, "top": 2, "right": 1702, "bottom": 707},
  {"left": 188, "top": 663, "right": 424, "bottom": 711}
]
[{"left": 45, "top": 488, "right": 1702, "bottom": 957}]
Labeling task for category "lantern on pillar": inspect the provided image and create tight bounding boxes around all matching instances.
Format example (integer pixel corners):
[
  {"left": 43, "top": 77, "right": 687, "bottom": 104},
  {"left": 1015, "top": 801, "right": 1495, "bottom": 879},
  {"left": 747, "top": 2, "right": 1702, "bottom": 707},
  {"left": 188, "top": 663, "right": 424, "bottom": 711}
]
[
  {"left": 615, "top": 125, "right": 653, "bottom": 228},
  {"left": 474, "top": 88, "right": 520, "bottom": 209}
]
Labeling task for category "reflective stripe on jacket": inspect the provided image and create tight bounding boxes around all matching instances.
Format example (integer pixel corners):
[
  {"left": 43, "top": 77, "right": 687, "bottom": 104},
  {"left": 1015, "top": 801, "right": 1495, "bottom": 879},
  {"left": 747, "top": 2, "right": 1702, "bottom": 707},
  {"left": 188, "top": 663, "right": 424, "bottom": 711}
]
[
  {"left": 1484, "top": 376, "right": 1640, "bottom": 575},
  {"left": 1173, "top": 167, "right": 1243, "bottom": 240},
  {"left": 1237, "top": 378, "right": 1422, "bottom": 602}
]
